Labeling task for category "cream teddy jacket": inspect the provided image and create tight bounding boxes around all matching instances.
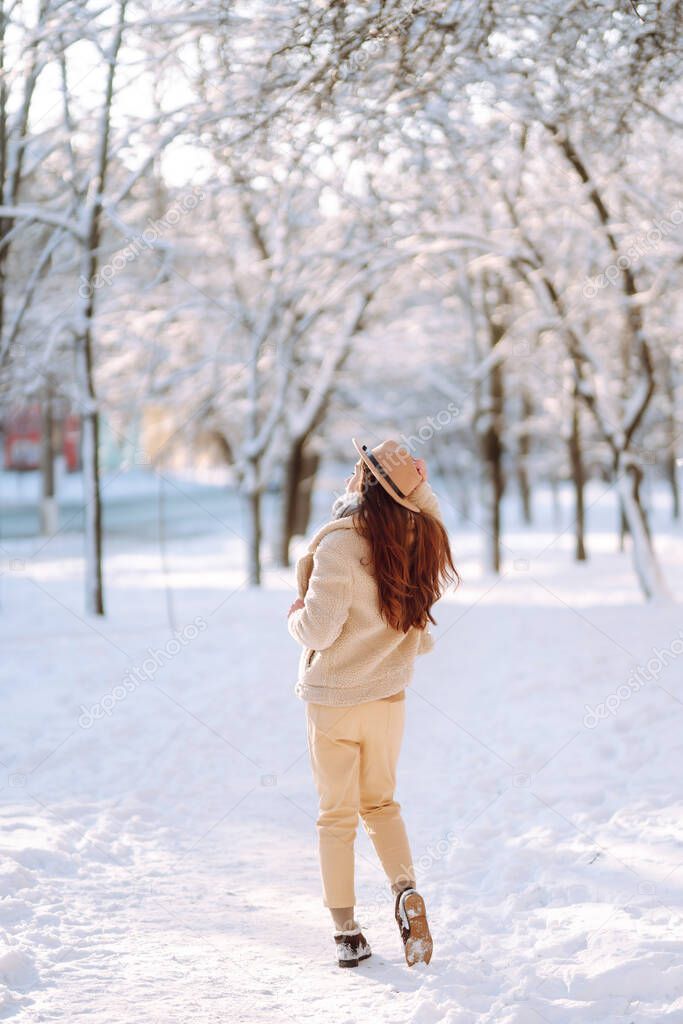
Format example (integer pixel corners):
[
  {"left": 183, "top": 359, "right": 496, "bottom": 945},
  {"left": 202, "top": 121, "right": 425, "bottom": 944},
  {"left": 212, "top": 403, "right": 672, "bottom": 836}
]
[{"left": 288, "top": 480, "right": 443, "bottom": 706}]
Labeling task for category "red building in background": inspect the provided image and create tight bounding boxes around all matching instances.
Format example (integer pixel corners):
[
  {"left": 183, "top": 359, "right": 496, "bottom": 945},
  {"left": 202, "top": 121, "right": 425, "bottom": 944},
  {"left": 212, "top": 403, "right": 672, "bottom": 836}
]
[
  {"left": 3, "top": 404, "right": 81, "bottom": 472},
  {"left": 62, "top": 413, "right": 81, "bottom": 472}
]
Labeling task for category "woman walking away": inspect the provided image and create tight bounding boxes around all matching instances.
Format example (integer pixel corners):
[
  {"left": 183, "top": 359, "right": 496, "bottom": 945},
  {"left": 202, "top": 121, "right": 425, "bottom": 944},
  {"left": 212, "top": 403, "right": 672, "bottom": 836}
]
[{"left": 287, "top": 438, "right": 458, "bottom": 969}]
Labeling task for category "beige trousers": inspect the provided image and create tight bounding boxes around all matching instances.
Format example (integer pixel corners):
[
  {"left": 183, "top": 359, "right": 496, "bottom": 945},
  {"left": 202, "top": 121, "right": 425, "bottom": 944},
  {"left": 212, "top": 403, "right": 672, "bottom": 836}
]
[{"left": 305, "top": 692, "right": 414, "bottom": 908}]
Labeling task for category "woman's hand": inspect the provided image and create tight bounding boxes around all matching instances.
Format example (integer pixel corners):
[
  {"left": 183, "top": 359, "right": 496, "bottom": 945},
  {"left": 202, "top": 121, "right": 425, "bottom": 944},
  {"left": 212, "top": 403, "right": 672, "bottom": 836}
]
[
  {"left": 414, "top": 458, "right": 428, "bottom": 482},
  {"left": 288, "top": 597, "right": 305, "bottom": 617}
]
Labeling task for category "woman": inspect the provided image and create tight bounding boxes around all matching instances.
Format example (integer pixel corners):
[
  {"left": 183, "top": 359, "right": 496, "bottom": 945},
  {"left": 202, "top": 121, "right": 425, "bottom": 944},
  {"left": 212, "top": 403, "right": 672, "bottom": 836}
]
[{"left": 287, "top": 438, "right": 458, "bottom": 969}]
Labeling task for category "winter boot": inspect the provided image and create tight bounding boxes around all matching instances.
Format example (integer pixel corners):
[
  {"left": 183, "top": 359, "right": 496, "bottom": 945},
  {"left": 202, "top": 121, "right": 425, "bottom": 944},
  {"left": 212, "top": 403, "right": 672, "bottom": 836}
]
[
  {"left": 333, "top": 927, "right": 372, "bottom": 968},
  {"left": 394, "top": 888, "right": 433, "bottom": 966}
]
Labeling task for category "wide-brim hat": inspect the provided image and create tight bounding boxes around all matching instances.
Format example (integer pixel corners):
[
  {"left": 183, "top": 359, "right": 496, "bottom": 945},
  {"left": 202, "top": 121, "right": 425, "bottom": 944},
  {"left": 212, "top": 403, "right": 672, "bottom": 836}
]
[{"left": 352, "top": 438, "right": 422, "bottom": 513}]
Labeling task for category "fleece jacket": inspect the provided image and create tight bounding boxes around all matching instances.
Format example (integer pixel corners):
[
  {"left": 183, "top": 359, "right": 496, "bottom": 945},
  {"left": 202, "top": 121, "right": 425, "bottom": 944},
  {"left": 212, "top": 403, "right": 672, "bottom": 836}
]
[{"left": 288, "top": 480, "right": 443, "bottom": 706}]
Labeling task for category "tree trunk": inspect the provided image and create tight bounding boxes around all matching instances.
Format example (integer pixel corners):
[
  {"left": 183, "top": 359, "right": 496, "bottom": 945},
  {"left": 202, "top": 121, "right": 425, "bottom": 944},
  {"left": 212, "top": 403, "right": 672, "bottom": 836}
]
[
  {"left": 482, "top": 300, "right": 505, "bottom": 574},
  {"left": 40, "top": 386, "right": 58, "bottom": 536},
  {"left": 293, "top": 448, "right": 319, "bottom": 537},
  {"left": 618, "top": 464, "right": 650, "bottom": 547},
  {"left": 277, "top": 440, "right": 298, "bottom": 568},
  {"left": 666, "top": 449, "right": 680, "bottom": 521},
  {"left": 633, "top": 462, "right": 651, "bottom": 541},
  {"left": 78, "top": 232, "right": 105, "bottom": 614},
  {"left": 618, "top": 505, "right": 628, "bottom": 552},
  {"left": 616, "top": 457, "right": 670, "bottom": 601},
  {"left": 516, "top": 391, "right": 533, "bottom": 524},
  {"left": 664, "top": 360, "right": 680, "bottom": 520},
  {"left": 0, "top": 8, "right": 7, "bottom": 359},
  {"left": 245, "top": 460, "right": 262, "bottom": 586},
  {"left": 276, "top": 439, "right": 319, "bottom": 567},
  {"left": 80, "top": 397, "right": 104, "bottom": 614},
  {"left": 517, "top": 463, "right": 532, "bottom": 525},
  {"left": 536, "top": 128, "right": 669, "bottom": 602},
  {"left": 568, "top": 388, "right": 587, "bottom": 561},
  {"left": 73, "top": 0, "right": 126, "bottom": 615},
  {"left": 276, "top": 440, "right": 301, "bottom": 569},
  {"left": 484, "top": 421, "right": 503, "bottom": 573},
  {"left": 0, "top": 0, "right": 44, "bottom": 367}
]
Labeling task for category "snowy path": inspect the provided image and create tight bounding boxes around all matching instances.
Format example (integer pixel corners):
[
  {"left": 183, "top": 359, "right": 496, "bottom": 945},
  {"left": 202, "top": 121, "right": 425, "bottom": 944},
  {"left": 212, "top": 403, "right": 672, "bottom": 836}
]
[{"left": 2, "top": 506, "right": 683, "bottom": 1022}]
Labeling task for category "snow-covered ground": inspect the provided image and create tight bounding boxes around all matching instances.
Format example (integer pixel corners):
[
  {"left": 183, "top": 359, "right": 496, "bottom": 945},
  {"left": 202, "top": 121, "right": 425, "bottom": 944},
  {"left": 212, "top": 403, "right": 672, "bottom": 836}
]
[{"left": 1, "top": 477, "right": 683, "bottom": 1023}]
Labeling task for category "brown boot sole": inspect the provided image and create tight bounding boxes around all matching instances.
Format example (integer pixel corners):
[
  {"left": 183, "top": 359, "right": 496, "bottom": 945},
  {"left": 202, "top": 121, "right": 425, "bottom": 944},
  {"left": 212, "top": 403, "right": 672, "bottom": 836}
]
[
  {"left": 401, "top": 892, "right": 433, "bottom": 966},
  {"left": 338, "top": 950, "right": 372, "bottom": 969}
]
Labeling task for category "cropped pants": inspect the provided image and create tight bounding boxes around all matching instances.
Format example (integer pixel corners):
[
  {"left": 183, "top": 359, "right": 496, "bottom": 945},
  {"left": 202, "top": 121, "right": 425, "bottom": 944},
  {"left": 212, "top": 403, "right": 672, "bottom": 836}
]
[{"left": 305, "top": 691, "right": 415, "bottom": 908}]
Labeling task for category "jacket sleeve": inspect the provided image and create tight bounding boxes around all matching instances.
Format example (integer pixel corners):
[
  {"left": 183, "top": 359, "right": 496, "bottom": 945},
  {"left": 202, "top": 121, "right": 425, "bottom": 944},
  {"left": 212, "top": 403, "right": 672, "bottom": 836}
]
[
  {"left": 410, "top": 480, "right": 443, "bottom": 522},
  {"left": 288, "top": 536, "right": 353, "bottom": 651}
]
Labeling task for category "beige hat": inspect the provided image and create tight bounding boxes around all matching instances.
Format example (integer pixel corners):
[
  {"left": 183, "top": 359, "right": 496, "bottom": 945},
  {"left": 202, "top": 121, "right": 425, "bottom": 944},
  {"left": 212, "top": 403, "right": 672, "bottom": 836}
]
[{"left": 352, "top": 438, "right": 422, "bottom": 513}]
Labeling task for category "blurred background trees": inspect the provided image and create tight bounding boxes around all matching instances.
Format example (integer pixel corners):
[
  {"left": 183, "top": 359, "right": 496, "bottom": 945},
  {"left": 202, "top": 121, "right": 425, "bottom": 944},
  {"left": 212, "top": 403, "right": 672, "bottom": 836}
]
[{"left": 1, "top": 0, "right": 682, "bottom": 610}]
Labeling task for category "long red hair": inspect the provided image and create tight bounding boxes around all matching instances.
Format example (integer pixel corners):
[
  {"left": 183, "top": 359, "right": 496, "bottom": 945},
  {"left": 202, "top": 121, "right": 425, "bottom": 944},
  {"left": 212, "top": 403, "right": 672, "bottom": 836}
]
[{"left": 353, "top": 464, "right": 459, "bottom": 633}]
